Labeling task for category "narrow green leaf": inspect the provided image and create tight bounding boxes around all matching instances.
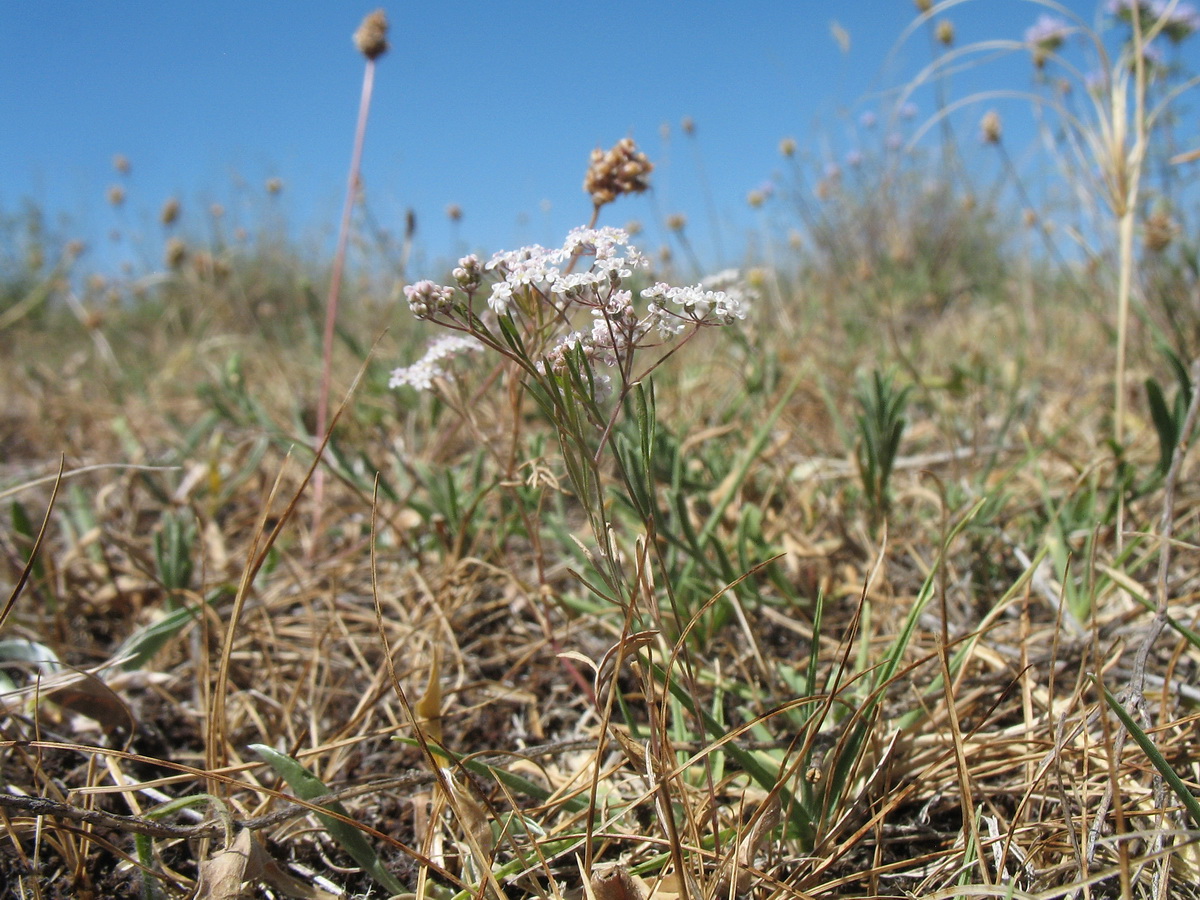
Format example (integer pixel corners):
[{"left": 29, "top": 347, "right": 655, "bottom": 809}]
[
  {"left": 1100, "top": 684, "right": 1200, "bottom": 826},
  {"left": 250, "top": 744, "right": 404, "bottom": 894}
]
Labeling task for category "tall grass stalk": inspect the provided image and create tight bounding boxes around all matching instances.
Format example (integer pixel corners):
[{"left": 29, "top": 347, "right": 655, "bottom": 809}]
[
  {"left": 312, "top": 10, "right": 388, "bottom": 545},
  {"left": 1110, "top": 8, "right": 1151, "bottom": 453}
]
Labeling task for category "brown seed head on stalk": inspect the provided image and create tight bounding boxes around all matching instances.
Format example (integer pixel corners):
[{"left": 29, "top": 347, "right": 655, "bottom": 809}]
[
  {"left": 1144, "top": 208, "right": 1177, "bottom": 253},
  {"left": 160, "top": 197, "right": 181, "bottom": 226},
  {"left": 980, "top": 110, "right": 1002, "bottom": 144},
  {"left": 584, "top": 137, "right": 653, "bottom": 207},
  {"left": 165, "top": 236, "right": 187, "bottom": 269},
  {"left": 354, "top": 9, "right": 389, "bottom": 61}
]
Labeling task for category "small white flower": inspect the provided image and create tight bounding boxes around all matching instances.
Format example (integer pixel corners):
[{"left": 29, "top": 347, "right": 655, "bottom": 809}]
[
  {"left": 488, "top": 281, "right": 514, "bottom": 315},
  {"left": 550, "top": 270, "right": 604, "bottom": 298},
  {"left": 641, "top": 283, "right": 669, "bottom": 303}
]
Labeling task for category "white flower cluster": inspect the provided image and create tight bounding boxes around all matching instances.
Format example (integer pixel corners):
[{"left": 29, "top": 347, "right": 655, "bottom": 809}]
[
  {"left": 389, "top": 334, "right": 484, "bottom": 391},
  {"left": 483, "top": 226, "right": 647, "bottom": 316},
  {"left": 393, "top": 227, "right": 753, "bottom": 398},
  {"left": 641, "top": 280, "right": 750, "bottom": 334}
]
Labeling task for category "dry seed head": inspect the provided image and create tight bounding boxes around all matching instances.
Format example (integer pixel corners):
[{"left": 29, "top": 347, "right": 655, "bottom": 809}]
[
  {"left": 980, "top": 110, "right": 1002, "bottom": 144},
  {"left": 82, "top": 306, "right": 105, "bottom": 332},
  {"left": 666, "top": 213, "right": 687, "bottom": 232},
  {"left": 625, "top": 219, "right": 643, "bottom": 236},
  {"left": 353, "top": 9, "right": 389, "bottom": 60},
  {"left": 779, "top": 136, "right": 797, "bottom": 157},
  {"left": 681, "top": 115, "right": 695, "bottom": 136},
  {"left": 583, "top": 137, "right": 653, "bottom": 207},
  {"left": 165, "top": 236, "right": 187, "bottom": 268},
  {"left": 210, "top": 203, "right": 225, "bottom": 219},
  {"left": 1144, "top": 209, "right": 1177, "bottom": 253},
  {"left": 265, "top": 177, "right": 283, "bottom": 195},
  {"left": 936, "top": 20, "right": 955, "bottom": 45},
  {"left": 112, "top": 154, "right": 131, "bottom": 175},
  {"left": 160, "top": 197, "right": 181, "bottom": 226},
  {"left": 107, "top": 185, "right": 126, "bottom": 207},
  {"left": 192, "top": 250, "right": 214, "bottom": 279},
  {"left": 446, "top": 203, "right": 463, "bottom": 222},
  {"left": 914, "top": 0, "right": 932, "bottom": 11}
]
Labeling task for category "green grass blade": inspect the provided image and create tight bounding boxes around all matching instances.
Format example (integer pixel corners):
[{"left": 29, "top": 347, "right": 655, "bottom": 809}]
[
  {"left": 1100, "top": 684, "right": 1200, "bottom": 826},
  {"left": 250, "top": 744, "right": 405, "bottom": 894}
]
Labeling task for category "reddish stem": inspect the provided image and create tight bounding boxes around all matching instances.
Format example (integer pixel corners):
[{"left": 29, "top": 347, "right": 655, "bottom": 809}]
[{"left": 312, "top": 59, "right": 376, "bottom": 548}]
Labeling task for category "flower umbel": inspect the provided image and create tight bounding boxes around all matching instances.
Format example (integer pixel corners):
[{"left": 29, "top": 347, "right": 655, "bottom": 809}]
[
  {"left": 392, "top": 227, "right": 753, "bottom": 403},
  {"left": 389, "top": 334, "right": 484, "bottom": 391}
]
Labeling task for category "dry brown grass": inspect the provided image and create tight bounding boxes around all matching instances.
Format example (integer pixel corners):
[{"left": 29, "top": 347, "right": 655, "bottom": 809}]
[{"left": 1, "top": 258, "right": 1199, "bottom": 900}]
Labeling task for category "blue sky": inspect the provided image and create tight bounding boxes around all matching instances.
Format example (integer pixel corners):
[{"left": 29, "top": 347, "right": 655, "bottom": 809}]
[{"left": 3, "top": 1, "right": 1197, "bottom": 278}]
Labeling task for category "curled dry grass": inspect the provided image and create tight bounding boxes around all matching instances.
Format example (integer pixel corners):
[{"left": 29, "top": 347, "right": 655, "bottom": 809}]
[{"left": 1, "top": 268, "right": 1199, "bottom": 900}]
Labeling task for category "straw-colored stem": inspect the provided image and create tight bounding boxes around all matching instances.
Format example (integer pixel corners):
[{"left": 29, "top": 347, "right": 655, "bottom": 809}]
[{"left": 1114, "top": 203, "right": 1135, "bottom": 449}]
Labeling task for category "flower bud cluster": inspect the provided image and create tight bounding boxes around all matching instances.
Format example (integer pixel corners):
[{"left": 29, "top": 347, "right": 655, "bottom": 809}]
[
  {"left": 453, "top": 254, "right": 483, "bottom": 291},
  {"left": 404, "top": 280, "right": 455, "bottom": 317}
]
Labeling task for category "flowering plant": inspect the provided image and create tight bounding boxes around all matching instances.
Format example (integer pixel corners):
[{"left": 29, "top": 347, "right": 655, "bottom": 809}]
[{"left": 391, "top": 224, "right": 754, "bottom": 622}]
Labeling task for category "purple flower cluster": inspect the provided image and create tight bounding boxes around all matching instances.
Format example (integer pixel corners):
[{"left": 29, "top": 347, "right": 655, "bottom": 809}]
[
  {"left": 1107, "top": 0, "right": 1200, "bottom": 41},
  {"left": 1024, "top": 13, "right": 1071, "bottom": 51}
]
